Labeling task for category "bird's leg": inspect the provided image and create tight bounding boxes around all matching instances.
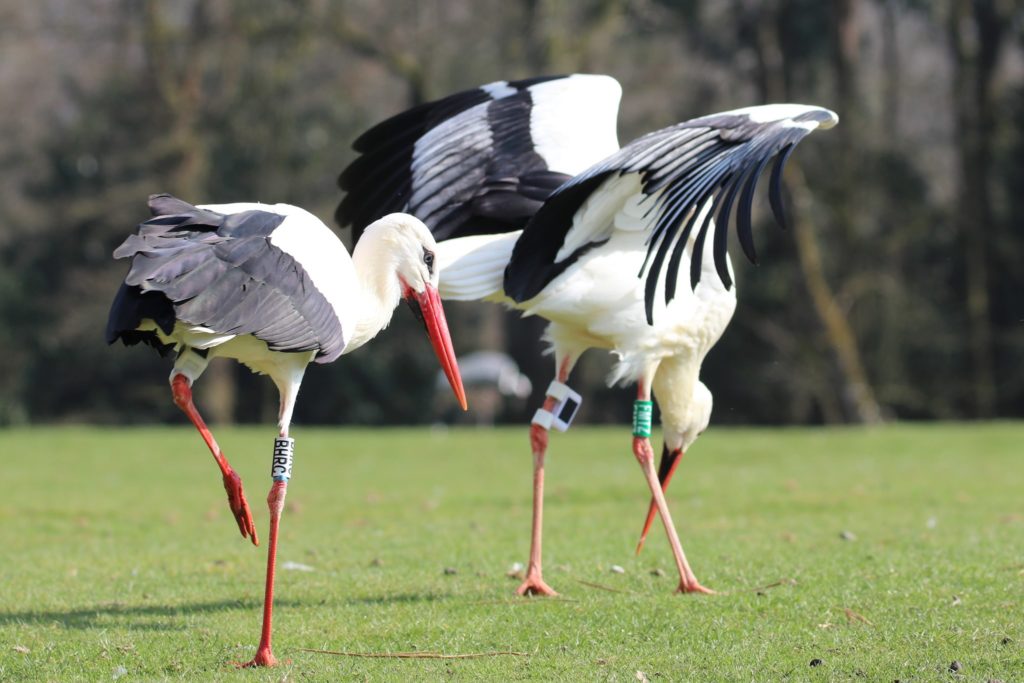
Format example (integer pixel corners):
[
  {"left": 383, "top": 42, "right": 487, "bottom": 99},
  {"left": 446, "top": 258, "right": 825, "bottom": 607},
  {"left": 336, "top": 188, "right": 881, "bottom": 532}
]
[
  {"left": 517, "top": 399, "right": 558, "bottom": 597},
  {"left": 516, "top": 357, "right": 573, "bottom": 597},
  {"left": 635, "top": 444, "right": 684, "bottom": 554},
  {"left": 241, "top": 370, "right": 303, "bottom": 668},
  {"left": 631, "top": 385, "right": 712, "bottom": 595},
  {"left": 240, "top": 433, "right": 293, "bottom": 668},
  {"left": 241, "top": 476, "right": 288, "bottom": 668},
  {"left": 170, "top": 373, "right": 257, "bottom": 545}
]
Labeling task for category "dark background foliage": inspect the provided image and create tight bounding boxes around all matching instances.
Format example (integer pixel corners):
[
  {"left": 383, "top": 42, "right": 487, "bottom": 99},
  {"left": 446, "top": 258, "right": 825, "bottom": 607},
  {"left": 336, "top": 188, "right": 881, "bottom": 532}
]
[{"left": 1, "top": 0, "right": 1021, "bottom": 427}]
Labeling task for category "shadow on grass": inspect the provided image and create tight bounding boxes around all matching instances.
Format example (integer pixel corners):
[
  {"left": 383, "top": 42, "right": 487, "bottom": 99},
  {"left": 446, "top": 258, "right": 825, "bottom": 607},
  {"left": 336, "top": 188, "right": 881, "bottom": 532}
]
[
  {"left": 0, "top": 592, "right": 458, "bottom": 630},
  {"left": 0, "top": 598, "right": 304, "bottom": 631},
  {"left": 343, "top": 591, "right": 454, "bottom": 606}
]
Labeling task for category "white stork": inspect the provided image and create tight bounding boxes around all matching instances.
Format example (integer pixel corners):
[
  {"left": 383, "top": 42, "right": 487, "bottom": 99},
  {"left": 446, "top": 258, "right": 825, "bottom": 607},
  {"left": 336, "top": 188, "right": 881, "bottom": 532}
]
[
  {"left": 106, "top": 193, "right": 466, "bottom": 667},
  {"left": 336, "top": 75, "right": 837, "bottom": 596}
]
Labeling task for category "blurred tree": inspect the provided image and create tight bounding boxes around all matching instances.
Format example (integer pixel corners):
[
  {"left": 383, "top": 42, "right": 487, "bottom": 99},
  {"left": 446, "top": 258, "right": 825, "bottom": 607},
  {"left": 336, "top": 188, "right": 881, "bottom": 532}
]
[
  {"left": 948, "top": 0, "right": 1010, "bottom": 418},
  {"left": 2, "top": 0, "right": 1022, "bottom": 426}
]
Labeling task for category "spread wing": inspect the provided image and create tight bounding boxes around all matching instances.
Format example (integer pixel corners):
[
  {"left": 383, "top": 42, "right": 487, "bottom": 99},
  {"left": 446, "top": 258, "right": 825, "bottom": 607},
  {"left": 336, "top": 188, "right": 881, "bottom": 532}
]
[
  {"left": 504, "top": 104, "right": 839, "bottom": 323},
  {"left": 336, "top": 74, "right": 622, "bottom": 241}
]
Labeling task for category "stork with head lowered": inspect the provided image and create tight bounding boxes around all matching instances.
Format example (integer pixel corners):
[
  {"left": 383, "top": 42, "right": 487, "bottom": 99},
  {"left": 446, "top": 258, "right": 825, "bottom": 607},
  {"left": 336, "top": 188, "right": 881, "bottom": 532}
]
[
  {"left": 336, "top": 74, "right": 837, "bottom": 597},
  {"left": 107, "top": 194, "right": 466, "bottom": 666}
]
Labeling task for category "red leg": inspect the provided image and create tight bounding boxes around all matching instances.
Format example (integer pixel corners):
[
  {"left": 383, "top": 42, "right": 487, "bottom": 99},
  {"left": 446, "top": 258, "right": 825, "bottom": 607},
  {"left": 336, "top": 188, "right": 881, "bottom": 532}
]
[
  {"left": 171, "top": 374, "right": 257, "bottom": 545},
  {"left": 239, "top": 481, "right": 287, "bottom": 668},
  {"left": 636, "top": 445, "right": 684, "bottom": 555},
  {"left": 633, "top": 437, "right": 712, "bottom": 594},
  {"left": 516, "top": 412, "right": 558, "bottom": 597},
  {"left": 236, "top": 369, "right": 304, "bottom": 667},
  {"left": 631, "top": 382, "right": 712, "bottom": 595},
  {"left": 516, "top": 357, "right": 573, "bottom": 597}
]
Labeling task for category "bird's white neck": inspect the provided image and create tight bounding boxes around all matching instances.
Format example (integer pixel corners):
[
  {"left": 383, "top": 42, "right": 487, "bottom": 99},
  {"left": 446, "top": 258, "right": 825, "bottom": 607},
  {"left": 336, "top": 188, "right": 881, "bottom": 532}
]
[
  {"left": 344, "top": 232, "right": 405, "bottom": 354},
  {"left": 652, "top": 358, "right": 712, "bottom": 453}
]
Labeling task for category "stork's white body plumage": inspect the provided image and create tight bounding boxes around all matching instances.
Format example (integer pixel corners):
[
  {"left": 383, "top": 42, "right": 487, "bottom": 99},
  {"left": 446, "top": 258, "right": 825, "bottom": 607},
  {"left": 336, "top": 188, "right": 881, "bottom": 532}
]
[
  {"left": 436, "top": 185, "right": 730, "bottom": 594},
  {"left": 436, "top": 175, "right": 734, "bottom": 451},
  {"left": 107, "top": 196, "right": 466, "bottom": 666},
  {"left": 337, "top": 73, "right": 837, "bottom": 595}
]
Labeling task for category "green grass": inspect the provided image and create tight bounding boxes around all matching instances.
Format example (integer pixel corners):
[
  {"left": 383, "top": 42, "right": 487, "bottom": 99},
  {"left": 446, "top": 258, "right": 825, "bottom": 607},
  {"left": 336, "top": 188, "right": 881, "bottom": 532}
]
[{"left": 0, "top": 424, "right": 1021, "bottom": 681}]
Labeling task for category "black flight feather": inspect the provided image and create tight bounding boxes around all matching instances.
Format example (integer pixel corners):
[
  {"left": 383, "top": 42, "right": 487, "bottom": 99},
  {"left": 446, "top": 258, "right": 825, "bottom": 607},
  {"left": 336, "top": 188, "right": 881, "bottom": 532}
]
[
  {"left": 337, "top": 76, "right": 574, "bottom": 241},
  {"left": 769, "top": 143, "right": 797, "bottom": 230},
  {"left": 507, "top": 105, "right": 834, "bottom": 318}
]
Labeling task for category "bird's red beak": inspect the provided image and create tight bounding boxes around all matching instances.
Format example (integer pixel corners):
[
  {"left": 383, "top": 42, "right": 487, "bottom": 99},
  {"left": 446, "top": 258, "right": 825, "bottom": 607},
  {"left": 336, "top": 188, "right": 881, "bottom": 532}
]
[{"left": 404, "top": 283, "right": 468, "bottom": 411}]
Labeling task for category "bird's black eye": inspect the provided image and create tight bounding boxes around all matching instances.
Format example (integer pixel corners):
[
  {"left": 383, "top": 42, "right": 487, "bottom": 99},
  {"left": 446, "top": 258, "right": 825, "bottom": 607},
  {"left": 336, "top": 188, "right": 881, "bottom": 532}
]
[{"left": 422, "top": 247, "right": 435, "bottom": 274}]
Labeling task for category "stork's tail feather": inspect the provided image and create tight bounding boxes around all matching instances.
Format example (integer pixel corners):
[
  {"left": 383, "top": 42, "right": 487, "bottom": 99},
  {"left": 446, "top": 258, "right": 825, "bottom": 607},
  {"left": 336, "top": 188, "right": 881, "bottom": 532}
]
[{"left": 635, "top": 442, "right": 683, "bottom": 555}]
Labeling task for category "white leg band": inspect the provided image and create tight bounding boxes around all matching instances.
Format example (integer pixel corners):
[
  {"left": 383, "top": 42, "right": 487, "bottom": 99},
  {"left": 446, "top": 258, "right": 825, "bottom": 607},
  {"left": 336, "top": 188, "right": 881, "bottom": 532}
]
[
  {"left": 271, "top": 437, "right": 294, "bottom": 482},
  {"left": 532, "top": 408, "right": 555, "bottom": 430},
  {"left": 531, "top": 380, "right": 583, "bottom": 432}
]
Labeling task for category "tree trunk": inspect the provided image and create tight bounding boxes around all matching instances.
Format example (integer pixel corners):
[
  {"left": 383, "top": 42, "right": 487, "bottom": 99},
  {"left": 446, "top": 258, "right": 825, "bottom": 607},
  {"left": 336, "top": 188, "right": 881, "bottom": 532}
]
[
  {"left": 788, "top": 164, "right": 883, "bottom": 424},
  {"left": 949, "top": 0, "right": 1006, "bottom": 418},
  {"left": 746, "top": 0, "right": 882, "bottom": 423},
  {"left": 881, "top": 0, "right": 901, "bottom": 149}
]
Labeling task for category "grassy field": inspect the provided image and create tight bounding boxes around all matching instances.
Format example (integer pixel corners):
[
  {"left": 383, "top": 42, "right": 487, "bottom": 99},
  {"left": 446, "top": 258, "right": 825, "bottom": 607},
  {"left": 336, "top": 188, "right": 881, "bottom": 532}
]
[{"left": 0, "top": 424, "right": 1021, "bottom": 681}]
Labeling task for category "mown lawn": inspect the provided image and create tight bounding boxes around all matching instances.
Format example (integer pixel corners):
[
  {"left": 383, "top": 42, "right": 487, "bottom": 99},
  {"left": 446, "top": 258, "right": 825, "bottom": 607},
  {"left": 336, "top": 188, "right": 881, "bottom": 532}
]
[{"left": 0, "top": 424, "right": 1021, "bottom": 681}]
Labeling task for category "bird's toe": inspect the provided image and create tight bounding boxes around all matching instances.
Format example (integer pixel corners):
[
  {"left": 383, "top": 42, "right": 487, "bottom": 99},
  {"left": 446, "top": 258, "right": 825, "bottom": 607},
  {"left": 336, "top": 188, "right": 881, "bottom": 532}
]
[
  {"left": 222, "top": 470, "right": 259, "bottom": 545},
  {"left": 676, "top": 581, "right": 715, "bottom": 595},
  {"left": 235, "top": 649, "right": 282, "bottom": 668},
  {"left": 516, "top": 576, "right": 559, "bottom": 597}
]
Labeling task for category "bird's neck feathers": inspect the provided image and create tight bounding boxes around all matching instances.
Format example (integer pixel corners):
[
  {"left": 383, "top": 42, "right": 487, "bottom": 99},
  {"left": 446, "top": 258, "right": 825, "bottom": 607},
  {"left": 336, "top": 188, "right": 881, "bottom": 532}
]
[
  {"left": 345, "top": 231, "right": 405, "bottom": 353},
  {"left": 652, "top": 360, "right": 712, "bottom": 453},
  {"left": 435, "top": 232, "right": 520, "bottom": 302}
]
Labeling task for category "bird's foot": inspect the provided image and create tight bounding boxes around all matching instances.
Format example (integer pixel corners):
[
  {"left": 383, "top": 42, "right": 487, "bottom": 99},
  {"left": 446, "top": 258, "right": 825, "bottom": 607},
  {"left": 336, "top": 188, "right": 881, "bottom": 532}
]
[
  {"left": 516, "top": 573, "right": 558, "bottom": 597},
  {"left": 222, "top": 469, "right": 258, "bottom": 545},
  {"left": 235, "top": 646, "right": 288, "bottom": 668},
  {"left": 676, "top": 580, "right": 715, "bottom": 595}
]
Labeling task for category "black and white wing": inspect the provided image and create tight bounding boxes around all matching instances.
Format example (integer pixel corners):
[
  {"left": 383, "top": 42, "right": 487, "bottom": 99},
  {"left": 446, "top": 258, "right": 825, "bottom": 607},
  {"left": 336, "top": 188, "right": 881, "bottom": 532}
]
[
  {"left": 336, "top": 74, "right": 621, "bottom": 240},
  {"left": 107, "top": 193, "right": 355, "bottom": 363},
  {"left": 504, "top": 104, "right": 839, "bottom": 323}
]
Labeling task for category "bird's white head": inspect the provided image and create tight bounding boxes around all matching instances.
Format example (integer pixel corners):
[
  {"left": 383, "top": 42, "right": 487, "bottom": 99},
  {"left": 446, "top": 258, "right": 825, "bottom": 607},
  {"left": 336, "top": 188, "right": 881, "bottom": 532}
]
[
  {"left": 682, "top": 381, "right": 713, "bottom": 451},
  {"left": 361, "top": 213, "right": 442, "bottom": 297},
  {"left": 659, "top": 379, "right": 713, "bottom": 454},
  {"left": 357, "top": 213, "right": 467, "bottom": 410}
]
